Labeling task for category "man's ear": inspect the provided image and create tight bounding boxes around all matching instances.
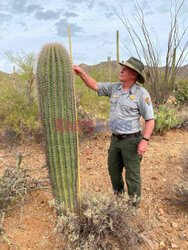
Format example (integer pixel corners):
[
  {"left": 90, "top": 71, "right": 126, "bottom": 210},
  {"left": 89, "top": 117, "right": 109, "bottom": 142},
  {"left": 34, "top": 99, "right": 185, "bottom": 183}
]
[{"left": 132, "top": 71, "right": 138, "bottom": 80}]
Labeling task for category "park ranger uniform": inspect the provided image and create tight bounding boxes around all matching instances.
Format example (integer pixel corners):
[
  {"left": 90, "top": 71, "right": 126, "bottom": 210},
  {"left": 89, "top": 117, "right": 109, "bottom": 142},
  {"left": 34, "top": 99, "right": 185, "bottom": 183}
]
[{"left": 97, "top": 81, "right": 154, "bottom": 205}]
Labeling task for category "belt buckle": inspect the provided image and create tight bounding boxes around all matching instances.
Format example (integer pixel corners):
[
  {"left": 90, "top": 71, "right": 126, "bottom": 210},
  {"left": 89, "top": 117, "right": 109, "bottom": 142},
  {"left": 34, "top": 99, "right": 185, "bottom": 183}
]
[
  {"left": 113, "top": 133, "right": 128, "bottom": 140},
  {"left": 117, "top": 134, "right": 122, "bottom": 139},
  {"left": 121, "top": 134, "right": 127, "bottom": 139},
  {"left": 118, "top": 134, "right": 126, "bottom": 139},
  {"left": 113, "top": 134, "right": 122, "bottom": 140}
]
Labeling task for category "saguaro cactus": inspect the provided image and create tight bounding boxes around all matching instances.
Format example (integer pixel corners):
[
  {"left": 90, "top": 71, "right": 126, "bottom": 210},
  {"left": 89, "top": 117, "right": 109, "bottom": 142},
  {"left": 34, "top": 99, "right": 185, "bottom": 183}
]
[
  {"left": 36, "top": 43, "right": 78, "bottom": 215},
  {"left": 107, "top": 56, "right": 111, "bottom": 81},
  {"left": 116, "top": 30, "right": 120, "bottom": 73}
]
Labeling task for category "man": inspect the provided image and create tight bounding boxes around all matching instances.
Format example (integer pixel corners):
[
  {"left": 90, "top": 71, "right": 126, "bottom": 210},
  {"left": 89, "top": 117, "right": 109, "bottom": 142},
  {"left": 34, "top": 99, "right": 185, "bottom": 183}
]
[{"left": 73, "top": 57, "right": 155, "bottom": 207}]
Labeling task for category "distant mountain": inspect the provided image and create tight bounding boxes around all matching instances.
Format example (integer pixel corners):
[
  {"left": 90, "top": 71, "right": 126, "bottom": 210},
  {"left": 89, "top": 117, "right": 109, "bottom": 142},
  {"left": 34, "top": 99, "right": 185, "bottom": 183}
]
[
  {"left": 79, "top": 61, "right": 188, "bottom": 81},
  {"left": 79, "top": 61, "right": 119, "bottom": 75},
  {"left": 0, "top": 71, "right": 18, "bottom": 82},
  {"left": 172, "top": 64, "right": 188, "bottom": 80},
  {"left": 0, "top": 71, "right": 10, "bottom": 78},
  {"left": 0, "top": 62, "right": 188, "bottom": 81}
]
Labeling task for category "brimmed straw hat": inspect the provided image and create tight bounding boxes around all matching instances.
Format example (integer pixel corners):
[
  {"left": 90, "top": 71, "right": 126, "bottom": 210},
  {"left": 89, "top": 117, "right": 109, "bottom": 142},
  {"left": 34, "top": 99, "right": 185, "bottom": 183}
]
[{"left": 118, "top": 57, "right": 145, "bottom": 84}]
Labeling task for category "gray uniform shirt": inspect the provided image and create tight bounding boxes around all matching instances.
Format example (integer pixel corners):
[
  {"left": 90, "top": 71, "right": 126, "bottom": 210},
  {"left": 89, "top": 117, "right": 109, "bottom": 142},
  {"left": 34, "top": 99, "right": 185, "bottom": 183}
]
[{"left": 97, "top": 82, "right": 154, "bottom": 134}]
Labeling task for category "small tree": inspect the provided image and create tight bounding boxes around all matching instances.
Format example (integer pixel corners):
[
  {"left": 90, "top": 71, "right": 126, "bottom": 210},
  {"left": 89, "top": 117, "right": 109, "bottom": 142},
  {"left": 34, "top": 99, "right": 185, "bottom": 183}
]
[
  {"left": 0, "top": 51, "right": 39, "bottom": 135},
  {"left": 5, "top": 50, "right": 37, "bottom": 100},
  {"left": 116, "top": 0, "right": 188, "bottom": 105}
]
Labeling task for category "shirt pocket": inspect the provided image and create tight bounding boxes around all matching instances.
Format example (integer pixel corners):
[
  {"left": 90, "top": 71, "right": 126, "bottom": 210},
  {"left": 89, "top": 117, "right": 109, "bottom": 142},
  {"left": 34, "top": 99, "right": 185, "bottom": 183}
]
[
  {"left": 121, "top": 100, "right": 138, "bottom": 114},
  {"left": 110, "top": 97, "right": 118, "bottom": 112}
]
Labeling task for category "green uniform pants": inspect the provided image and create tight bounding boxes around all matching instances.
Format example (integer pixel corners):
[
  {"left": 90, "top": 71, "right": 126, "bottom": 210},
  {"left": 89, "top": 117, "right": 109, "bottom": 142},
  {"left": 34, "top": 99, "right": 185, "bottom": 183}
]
[{"left": 108, "top": 135, "right": 142, "bottom": 199}]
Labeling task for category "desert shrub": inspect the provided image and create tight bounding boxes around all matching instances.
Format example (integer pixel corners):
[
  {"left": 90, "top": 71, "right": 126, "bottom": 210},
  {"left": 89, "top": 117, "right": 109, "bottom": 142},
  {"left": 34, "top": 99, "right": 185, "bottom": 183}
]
[
  {"left": 144, "top": 70, "right": 178, "bottom": 105},
  {"left": 176, "top": 181, "right": 188, "bottom": 206},
  {"left": 0, "top": 153, "right": 49, "bottom": 247},
  {"left": 154, "top": 105, "right": 183, "bottom": 135},
  {"left": 5, "top": 51, "right": 36, "bottom": 97},
  {"left": 173, "top": 85, "right": 188, "bottom": 106},
  {"left": 175, "top": 147, "right": 188, "bottom": 205},
  {"left": 55, "top": 192, "right": 143, "bottom": 250},
  {"left": 75, "top": 75, "right": 110, "bottom": 119},
  {"left": 178, "top": 79, "right": 188, "bottom": 87},
  {"left": 0, "top": 79, "right": 40, "bottom": 135},
  {"left": 0, "top": 153, "right": 48, "bottom": 211}
]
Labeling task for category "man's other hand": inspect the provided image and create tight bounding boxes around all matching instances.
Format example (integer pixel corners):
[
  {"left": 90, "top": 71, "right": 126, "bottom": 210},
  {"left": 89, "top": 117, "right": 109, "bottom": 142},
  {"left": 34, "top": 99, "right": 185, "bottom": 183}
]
[{"left": 137, "top": 139, "right": 148, "bottom": 155}]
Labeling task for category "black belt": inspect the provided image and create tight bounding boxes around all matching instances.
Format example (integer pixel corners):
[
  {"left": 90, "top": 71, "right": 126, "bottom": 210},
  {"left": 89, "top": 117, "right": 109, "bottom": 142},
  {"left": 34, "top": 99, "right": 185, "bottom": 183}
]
[{"left": 112, "top": 131, "right": 141, "bottom": 140}]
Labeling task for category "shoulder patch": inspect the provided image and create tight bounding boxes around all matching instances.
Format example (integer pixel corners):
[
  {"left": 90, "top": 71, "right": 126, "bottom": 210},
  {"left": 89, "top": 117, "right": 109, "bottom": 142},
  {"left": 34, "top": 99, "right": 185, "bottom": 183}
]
[{"left": 145, "top": 97, "right": 151, "bottom": 105}]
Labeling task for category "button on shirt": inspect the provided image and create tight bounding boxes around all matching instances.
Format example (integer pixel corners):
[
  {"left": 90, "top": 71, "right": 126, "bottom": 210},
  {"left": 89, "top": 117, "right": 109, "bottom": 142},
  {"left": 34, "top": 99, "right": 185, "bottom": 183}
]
[{"left": 97, "top": 82, "right": 155, "bottom": 134}]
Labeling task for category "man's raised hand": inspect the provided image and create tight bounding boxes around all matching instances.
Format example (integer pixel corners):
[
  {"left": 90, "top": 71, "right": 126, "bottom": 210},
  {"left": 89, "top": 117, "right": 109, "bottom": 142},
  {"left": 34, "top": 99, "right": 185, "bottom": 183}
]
[{"left": 73, "top": 65, "right": 83, "bottom": 76}]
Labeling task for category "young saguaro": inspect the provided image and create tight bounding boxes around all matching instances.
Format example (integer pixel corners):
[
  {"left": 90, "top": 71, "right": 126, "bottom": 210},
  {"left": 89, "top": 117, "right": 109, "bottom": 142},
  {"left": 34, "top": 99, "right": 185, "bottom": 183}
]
[{"left": 36, "top": 43, "right": 79, "bottom": 215}]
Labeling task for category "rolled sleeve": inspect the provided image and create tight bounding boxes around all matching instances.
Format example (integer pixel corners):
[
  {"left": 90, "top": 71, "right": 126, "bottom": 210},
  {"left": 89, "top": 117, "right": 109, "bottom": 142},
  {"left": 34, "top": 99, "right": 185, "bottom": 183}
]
[
  {"left": 139, "top": 89, "right": 155, "bottom": 121},
  {"left": 97, "top": 82, "right": 114, "bottom": 97}
]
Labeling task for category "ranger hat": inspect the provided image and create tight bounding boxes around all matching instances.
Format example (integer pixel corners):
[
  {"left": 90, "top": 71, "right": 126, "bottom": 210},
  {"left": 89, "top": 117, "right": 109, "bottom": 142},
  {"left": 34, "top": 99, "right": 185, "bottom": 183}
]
[{"left": 118, "top": 57, "right": 145, "bottom": 83}]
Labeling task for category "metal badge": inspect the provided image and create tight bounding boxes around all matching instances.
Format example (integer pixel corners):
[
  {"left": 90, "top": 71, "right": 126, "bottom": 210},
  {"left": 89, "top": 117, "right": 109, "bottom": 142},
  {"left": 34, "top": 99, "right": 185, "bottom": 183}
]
[{"left": 130, "top": 94, "right": 135, "bottom": 100}]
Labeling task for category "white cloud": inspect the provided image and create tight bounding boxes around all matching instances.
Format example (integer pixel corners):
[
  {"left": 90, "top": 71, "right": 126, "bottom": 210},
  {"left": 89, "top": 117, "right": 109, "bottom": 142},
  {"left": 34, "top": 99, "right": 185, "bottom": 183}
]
[
  {"left": 0, "top": 0, "right": 187, "bottom": 73},
  {"left": 26, "top": 4, "right": 44, "bottom": 14},
  {"left": 63, "top": 11, "right": 78, "bottom": 18},
  {"left": 0, "top": 13, "right": 11, "bottom": 23},
  {"left": 55, "top": 18, "right": 83, "bottom": 37},
  {"left": 35, "top": 10, "right": 60, "bottom": 20}
]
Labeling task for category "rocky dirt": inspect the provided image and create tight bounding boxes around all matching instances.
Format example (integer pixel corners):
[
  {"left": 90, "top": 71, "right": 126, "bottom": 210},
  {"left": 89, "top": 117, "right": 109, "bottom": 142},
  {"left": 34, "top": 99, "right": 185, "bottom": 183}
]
[{"left": 0, "top": 129, "right": 188, "bottom": 249}]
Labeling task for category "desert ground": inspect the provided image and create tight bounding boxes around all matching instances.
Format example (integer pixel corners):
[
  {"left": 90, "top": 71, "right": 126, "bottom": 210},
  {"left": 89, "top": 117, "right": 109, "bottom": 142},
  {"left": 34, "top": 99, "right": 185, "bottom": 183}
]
[{"left": 0, "top": 129, "right": 188, "bottom": 249}]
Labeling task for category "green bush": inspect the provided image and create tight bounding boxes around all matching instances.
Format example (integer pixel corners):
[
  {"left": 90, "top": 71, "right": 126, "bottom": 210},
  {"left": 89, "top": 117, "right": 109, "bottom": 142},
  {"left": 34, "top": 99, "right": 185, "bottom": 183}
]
[
  {"left": 75, "top": 68, "right": 111, "bottom": 119},
  {"left": 154, "top": 105, "right": 183, "bottom": 135},
  {"left": 178, "top": 79, "right": 188, "bottom": 87},
  {"left": 173, "top": 85, "right": 188, "bottom": 106},
  {"left": 0, "top": 80, "right": 39, "bottom": 135}
]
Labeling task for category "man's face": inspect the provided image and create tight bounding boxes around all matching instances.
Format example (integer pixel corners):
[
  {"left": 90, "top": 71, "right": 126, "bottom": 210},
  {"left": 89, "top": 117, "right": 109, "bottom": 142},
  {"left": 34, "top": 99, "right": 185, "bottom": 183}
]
[{"left": 119, "top": 66, "right": 137, "bottom": 83}]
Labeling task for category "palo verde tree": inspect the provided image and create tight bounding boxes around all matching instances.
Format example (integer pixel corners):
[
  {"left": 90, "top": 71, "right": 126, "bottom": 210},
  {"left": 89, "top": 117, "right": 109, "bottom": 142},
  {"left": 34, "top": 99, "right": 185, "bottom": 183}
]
[
  {"left": 5, "top": 50, "right": 37, "bottom": 100},
  {"left": 0, "top": 51, "right": 39, "bottom": 135},
  {"left": 116, "top": 0, "right": 188, "bottom": 105}
]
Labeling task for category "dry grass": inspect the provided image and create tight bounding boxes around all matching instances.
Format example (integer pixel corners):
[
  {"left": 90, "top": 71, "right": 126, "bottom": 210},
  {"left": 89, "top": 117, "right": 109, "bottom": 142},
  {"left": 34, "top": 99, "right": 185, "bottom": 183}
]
[
  {"left": 0, "top": 153, "right": 50, "bottom": 248},
  {"left": 174, "top": 145, "right": 188, "bottom": 207}
]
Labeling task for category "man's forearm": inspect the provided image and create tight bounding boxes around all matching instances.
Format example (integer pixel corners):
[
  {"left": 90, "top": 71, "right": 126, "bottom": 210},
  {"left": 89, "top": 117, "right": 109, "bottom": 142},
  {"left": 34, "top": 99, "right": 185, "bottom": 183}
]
[
  {"left": 143, "top": 119, "right": 155, "bottom": 139},
  {"left": 73, "top": 65, "right": 98, "bottom": 91},
  {"left": 79, "top": 71, "right": 98, "bottom": 91}
]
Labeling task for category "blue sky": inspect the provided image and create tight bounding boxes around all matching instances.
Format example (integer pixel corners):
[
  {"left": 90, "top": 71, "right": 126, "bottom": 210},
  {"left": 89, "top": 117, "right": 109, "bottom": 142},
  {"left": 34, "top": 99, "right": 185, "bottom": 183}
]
[{"left": 0, "top": 0, "right": 187, "bottom": 73}]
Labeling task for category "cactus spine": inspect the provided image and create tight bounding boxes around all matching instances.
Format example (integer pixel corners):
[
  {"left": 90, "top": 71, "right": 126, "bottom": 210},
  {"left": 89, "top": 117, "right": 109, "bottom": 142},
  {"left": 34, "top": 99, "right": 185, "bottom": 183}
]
[
  {"left": 68, "top": 26, "right": 73, "bottom": 64},
  {"left": 36, "top": 43, "right": 78, "bottom": 214}
]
